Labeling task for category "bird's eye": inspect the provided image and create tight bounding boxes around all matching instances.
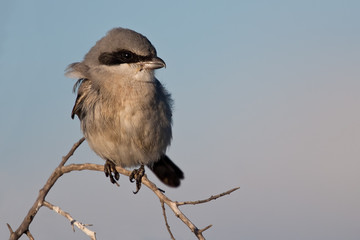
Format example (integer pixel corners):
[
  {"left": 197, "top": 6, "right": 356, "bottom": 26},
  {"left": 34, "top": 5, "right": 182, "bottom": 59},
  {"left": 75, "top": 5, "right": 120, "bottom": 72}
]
[
  {"left": 121, "top": 51, "right": 133, "bottom": 60},
  {"left": 98, "top": 50, "right": 138, "bottom": 65}
]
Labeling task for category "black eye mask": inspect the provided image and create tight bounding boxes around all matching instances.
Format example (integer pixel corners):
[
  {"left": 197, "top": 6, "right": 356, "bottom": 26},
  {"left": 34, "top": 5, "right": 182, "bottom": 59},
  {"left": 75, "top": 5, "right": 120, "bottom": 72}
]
[{"left": 98, "top": 49, "right": 153, "bottom": 66}]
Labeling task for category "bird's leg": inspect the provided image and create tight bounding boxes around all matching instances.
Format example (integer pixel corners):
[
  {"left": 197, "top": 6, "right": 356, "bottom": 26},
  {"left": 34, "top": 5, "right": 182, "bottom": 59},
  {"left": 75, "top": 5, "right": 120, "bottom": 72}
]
[
  {"left": 104, "top": 160, "right": 120, "bottom": 186},
  {"left": 129, "top": 164, "right": 145, "bottom": 194}
]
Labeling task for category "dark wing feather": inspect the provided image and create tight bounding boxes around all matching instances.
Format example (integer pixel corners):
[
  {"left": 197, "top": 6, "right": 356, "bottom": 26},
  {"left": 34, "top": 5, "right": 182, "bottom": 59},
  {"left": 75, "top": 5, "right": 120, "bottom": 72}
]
[{"left": 71, "top": 78, "right": 91, "bottom": 119}]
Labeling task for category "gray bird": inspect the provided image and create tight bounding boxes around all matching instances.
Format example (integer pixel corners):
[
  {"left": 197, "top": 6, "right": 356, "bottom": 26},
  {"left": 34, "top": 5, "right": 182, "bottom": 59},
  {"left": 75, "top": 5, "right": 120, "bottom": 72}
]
[{"left": 66, "top": 27, "right": 184, "bottom": 193}]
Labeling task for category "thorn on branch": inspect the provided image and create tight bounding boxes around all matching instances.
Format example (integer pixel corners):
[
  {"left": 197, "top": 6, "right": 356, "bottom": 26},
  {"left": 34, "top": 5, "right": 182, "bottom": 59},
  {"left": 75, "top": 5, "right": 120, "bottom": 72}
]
[
  {"left": 199, "top": 224, "right": 212, "bottom": 234},
  {"left": 7, "top": 223, "right": 14, "bottom": 234},
  {"left": 25, "top": 229, "right": 34, "bottom": 240}
]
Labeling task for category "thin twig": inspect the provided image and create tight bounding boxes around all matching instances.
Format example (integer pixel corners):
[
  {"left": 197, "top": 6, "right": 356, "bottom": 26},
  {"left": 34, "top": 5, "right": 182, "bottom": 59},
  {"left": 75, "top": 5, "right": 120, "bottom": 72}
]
[
  {"left": 176, "top": 187, "right": 240, "bottom": 206},
  {"left": 43, "top": 201, "right": 96, "bottom": 240},
  {"left": 58, "top": 137, "right": 85, "bottom": 167},
  {"left": 161, "top": 200, "right": 175, "bottom": 240}
]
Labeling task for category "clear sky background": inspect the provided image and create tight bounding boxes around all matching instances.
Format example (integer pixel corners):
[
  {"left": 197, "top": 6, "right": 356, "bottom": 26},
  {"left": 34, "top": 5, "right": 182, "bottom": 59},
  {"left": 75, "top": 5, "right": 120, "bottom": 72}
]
[{"left": 1, "top": 1, "right": 359, "bottom": 239}]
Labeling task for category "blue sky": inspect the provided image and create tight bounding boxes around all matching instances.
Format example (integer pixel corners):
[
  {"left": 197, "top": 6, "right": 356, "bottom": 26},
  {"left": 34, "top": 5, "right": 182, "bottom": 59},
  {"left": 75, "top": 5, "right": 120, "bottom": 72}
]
[{"left": 1, "top": 1, "right": 359, "bottom": 239}]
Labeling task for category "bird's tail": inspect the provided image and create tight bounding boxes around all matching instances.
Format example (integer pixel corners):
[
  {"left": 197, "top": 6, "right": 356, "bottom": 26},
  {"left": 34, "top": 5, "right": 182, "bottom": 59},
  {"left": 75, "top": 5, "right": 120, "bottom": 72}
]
[{"left": 148, "top": 155, "right": 184, "bottom": 187}]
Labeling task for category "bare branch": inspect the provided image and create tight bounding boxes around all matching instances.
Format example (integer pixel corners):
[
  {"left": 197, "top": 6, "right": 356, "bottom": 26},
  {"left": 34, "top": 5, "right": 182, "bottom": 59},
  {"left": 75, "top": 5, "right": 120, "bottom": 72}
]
[
  {"left": 43, "top": 201, "right": 96, "bottom": 240},
  {"left": 8, "top": 138, "right": 239, "bottom": 240},
  {"left": 161, "top": 200, "right": 175, "bottom": 240}
]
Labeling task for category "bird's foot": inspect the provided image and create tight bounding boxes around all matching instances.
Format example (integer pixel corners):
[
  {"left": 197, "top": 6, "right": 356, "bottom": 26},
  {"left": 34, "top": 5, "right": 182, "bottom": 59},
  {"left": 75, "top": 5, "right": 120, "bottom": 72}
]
[
  {"left": 129, "top": 164, "right": 145, "bottom": 194},
  {"left": 104, "top": 160, "right": 120, "bottom": 186}
]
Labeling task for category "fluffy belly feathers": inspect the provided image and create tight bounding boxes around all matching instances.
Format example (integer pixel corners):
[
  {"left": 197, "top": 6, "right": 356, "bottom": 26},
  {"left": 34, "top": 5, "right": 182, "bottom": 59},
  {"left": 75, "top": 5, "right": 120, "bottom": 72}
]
[{"left": 82, "top": 96, "right": 172, "bottom": 167}]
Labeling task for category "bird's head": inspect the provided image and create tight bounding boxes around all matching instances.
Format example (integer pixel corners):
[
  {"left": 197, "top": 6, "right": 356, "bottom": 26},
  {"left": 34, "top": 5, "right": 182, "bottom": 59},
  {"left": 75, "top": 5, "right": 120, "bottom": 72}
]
[{"left": 66, "top": 28, "right": 165, "bottom": 80}]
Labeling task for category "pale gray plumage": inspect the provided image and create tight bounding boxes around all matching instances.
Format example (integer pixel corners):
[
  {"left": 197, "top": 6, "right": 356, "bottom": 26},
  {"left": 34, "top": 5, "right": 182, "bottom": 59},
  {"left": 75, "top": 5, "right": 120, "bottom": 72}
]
[{"left": 66, "top": 27, "right": 183, "bottom": 188}]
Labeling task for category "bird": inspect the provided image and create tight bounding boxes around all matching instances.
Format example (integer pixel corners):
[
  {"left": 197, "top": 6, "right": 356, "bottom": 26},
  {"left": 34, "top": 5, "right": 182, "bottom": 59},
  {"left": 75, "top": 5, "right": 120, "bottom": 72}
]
[{"left": 65, "top": 27, "right": 184, "bottom": 193}]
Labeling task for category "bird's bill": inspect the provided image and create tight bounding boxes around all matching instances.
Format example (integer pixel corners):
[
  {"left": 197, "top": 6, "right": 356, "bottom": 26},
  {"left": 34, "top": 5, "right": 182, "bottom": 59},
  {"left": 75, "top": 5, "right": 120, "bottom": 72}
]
[{"left": 141, "top": 56, "right": 166, "bottom": 70}]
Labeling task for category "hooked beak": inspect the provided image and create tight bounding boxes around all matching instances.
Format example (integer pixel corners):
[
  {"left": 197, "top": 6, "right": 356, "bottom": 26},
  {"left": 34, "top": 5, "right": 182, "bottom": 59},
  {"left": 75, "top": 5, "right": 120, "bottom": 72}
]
[{"left": 142, "top": 56, "right": 166, "bottom": 70}]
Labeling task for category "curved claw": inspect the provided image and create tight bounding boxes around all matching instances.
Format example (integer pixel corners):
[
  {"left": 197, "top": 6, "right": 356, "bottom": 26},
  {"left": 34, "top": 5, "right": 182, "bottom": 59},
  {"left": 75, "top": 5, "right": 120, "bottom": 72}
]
[
  {"left": 129, "top": 172, "right": 135, "bottom": 183},
  {"left": 104, "top": 160, "right": 120, "bottom": 186},
  {"left": 129, "top": 165, "right": 145, "bottom": 194}
]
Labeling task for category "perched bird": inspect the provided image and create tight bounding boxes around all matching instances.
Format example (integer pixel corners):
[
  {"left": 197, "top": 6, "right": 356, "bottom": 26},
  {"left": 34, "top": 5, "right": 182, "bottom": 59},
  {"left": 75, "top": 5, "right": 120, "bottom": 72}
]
[{"left": 66, "top": 27, "right": 184, "bottom": 193}]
